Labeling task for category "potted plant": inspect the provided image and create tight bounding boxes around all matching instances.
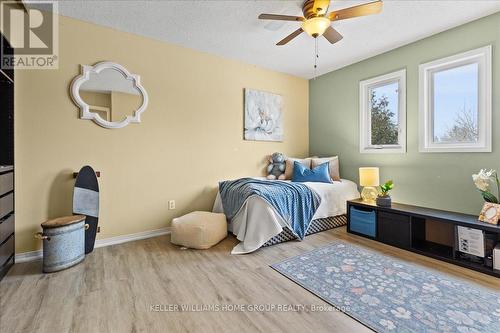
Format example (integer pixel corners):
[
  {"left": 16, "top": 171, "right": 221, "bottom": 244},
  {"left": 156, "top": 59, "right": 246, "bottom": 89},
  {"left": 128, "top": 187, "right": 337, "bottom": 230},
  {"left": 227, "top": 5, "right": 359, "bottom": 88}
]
[{"left": 376, "top": 180, "right": 394, "bottom": 207}]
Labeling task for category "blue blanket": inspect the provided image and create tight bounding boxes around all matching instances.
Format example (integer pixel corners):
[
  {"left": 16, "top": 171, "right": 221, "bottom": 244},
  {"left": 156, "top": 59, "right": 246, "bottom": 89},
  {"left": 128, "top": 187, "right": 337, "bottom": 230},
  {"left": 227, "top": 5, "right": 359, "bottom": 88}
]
[{"left": 218, "top": 178, "right": 321, "bottom": 240}]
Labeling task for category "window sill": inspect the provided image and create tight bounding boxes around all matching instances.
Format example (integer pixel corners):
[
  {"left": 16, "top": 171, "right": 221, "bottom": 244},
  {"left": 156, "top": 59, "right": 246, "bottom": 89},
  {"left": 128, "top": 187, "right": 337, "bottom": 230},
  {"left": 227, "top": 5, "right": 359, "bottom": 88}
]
[
  {"left": 419, "top": 145, "right": 491, "bottom": 153},
  {"left": 360, "top": 146, "right": 406, "bottom": 154}
]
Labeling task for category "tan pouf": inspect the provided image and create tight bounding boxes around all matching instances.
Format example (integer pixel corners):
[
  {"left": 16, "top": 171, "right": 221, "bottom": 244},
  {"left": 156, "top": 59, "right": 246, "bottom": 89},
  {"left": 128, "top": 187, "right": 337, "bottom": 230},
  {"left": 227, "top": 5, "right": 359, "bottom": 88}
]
[{"left": 171, "top": 211, "right": 227, "bottom": 249}]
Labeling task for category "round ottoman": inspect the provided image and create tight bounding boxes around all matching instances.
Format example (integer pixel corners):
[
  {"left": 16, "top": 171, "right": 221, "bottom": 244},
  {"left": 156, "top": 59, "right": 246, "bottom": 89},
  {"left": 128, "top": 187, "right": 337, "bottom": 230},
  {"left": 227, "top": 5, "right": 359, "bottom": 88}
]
[{"left": 171, "top": 211, "right": 227, "bottom": 249}]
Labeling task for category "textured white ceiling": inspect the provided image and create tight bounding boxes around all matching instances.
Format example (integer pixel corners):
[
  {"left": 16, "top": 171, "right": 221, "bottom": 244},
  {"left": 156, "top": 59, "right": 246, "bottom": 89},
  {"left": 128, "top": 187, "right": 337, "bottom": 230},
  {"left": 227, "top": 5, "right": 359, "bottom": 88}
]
[{"left": 50, "top": 0, "right": 500, "bottom": 79}]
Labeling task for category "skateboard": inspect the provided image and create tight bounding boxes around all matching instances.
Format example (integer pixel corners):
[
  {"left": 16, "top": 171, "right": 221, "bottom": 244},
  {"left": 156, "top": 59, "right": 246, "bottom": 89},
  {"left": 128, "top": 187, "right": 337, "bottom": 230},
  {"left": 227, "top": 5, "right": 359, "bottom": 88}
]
[{"left": 73, "top": 166, "right": 100, "bottom": 254}]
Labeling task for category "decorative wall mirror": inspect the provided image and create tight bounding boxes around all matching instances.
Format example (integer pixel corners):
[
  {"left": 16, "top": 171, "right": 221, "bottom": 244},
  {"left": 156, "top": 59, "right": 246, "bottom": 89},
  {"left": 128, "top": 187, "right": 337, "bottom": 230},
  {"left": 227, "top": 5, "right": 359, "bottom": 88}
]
[{"left": 70, "top": 62, "right": 148, "bottom": 129}]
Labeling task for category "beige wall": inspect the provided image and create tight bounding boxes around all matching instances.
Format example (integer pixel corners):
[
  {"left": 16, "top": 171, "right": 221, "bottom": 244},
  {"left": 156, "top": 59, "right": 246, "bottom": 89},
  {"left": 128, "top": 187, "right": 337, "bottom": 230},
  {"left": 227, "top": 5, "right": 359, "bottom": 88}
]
[{"left": 15, "top": 15, "right": 309, "bottom": 254}]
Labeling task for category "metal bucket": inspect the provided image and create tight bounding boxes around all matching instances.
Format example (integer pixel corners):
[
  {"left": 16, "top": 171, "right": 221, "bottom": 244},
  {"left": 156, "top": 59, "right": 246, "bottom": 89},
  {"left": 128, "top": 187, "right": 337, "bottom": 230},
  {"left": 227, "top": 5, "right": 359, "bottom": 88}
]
[{"left": 36, "top": 215, "right": 87, "bottom": 273}]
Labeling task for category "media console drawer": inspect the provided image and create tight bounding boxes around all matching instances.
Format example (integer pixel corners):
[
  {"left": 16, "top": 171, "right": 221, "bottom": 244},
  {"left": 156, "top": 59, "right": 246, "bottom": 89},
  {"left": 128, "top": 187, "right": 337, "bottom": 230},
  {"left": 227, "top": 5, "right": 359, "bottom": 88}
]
[
  {"left": 378, "top": 211, "right": 411, "bottom": 248},
  {"left": 0, "top": 234, "right": 14, "bottom": 267},
  {"left": 0, "top": 193, "right": 13, "bottom": 219},
  {"left": 0, "top": 172, "right": 13, "bottom": 196},
  {"left": 349, "top": 206, "right": 376, "bottom": 238},
  {"left": 0, "top": 214, "right": 14, "bottom": 244}
]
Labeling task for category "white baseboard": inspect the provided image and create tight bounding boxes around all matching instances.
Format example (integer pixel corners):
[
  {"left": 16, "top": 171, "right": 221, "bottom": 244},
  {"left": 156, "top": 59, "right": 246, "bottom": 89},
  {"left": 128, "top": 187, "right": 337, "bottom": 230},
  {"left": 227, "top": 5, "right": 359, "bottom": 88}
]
[
  {"left": 94, "top": 227, "right": 171, "bottom": 248},
  {"left": 15, "top": 227, "right": 171, "bottom": 263},
  {"left": 15, "top": 249, "right": 43, "bottom": 263}
]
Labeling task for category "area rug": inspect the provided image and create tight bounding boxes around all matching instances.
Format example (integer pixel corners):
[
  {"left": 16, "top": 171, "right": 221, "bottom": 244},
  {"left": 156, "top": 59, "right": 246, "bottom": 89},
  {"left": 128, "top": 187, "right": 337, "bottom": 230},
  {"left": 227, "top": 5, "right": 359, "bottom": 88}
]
[{"left": 271, "top": 242, "right": 500, "bottom": 333}]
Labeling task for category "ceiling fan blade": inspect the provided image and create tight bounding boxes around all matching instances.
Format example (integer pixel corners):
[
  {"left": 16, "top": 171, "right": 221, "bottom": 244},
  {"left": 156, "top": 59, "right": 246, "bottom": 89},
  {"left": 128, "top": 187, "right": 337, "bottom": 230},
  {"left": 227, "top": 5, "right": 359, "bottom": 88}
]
[
  {"left": 258, "top": 14, "right": 304, "bottom": 21},
  {"left": 323, "top": 26, "right": 343, "bottom": 44},
  {"left": 328, "top": 0, "right": 383, "bottom": 21},
  {"left": 276, "top": 28, "right": 304, "bottom": 45}
]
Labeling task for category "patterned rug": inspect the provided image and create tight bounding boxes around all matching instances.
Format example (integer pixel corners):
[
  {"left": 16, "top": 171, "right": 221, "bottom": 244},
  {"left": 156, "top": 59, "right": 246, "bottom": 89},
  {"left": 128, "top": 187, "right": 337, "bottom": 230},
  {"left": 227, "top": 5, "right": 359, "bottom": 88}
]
[{"left": 271, "top": 242, "right": 500, "bottom": 333}]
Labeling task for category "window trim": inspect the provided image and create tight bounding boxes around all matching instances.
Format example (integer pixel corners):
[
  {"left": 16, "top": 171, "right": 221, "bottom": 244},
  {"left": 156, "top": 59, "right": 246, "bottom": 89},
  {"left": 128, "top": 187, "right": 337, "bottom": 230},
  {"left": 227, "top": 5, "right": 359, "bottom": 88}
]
[
  {"left": 418, "top": 45, "right": 492, "bottom": 153},
  {"left": 359, "top": 69, "right": 407, "bottom": 154}
]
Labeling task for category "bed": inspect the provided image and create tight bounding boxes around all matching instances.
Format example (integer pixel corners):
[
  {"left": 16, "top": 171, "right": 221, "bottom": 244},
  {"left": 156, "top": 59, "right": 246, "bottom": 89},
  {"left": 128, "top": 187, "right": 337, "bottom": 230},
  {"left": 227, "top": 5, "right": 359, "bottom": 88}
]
[{"left": 213, "top": 177, "right": 360, "bottom": 254}]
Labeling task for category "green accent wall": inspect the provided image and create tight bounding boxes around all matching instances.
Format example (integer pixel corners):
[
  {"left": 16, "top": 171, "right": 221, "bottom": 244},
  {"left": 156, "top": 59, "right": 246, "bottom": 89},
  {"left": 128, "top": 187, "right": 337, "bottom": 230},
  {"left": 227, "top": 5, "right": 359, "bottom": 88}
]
[{"left": 309, "top": 12, "right": 500, "bottom": 215}]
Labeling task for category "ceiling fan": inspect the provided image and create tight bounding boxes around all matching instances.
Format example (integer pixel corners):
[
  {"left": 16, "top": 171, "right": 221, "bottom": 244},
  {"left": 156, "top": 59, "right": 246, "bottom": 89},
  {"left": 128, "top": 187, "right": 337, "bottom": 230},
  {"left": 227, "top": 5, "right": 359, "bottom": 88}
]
[{"left": 259, "top": 0, "right": 383, "bottom": 45}]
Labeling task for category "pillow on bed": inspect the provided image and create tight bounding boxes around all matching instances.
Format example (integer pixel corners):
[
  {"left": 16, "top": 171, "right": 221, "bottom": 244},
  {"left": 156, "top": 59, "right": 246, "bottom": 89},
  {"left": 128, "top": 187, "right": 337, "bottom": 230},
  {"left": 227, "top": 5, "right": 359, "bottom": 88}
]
[
  {"left": 284, "top": 157, "right": 312, "bottom": 180},
  {"left": 292, "top": 161, "right": 332, "bottom": 183},
  {"left": 311, "top": 156, "right": 340, "bottom": 181}
]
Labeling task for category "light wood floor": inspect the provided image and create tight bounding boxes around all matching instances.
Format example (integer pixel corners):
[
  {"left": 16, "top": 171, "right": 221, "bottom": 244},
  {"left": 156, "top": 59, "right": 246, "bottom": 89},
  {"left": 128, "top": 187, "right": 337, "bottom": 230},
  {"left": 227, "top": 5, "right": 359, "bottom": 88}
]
[{"left": 1, "top": 227, "right": 499, "bottom": 333}]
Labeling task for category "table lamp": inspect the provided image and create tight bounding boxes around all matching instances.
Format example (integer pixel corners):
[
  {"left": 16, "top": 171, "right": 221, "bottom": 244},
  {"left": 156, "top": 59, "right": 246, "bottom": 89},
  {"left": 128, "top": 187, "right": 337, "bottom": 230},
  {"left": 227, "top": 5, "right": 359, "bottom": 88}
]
[{"left": 359, "top": 167, "right": 379, "bottom": 202}]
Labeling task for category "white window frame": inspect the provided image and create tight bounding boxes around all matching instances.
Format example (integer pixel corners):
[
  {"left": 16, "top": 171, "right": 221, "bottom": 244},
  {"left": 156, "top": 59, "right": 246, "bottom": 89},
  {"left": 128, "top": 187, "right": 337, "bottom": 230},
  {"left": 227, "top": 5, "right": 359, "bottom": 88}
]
[
  {"left": 418, "top": 45, "right": 492, "bottom": 153},
  {"left": 359, "top": 69, "right": 406, "bottom": 154}
]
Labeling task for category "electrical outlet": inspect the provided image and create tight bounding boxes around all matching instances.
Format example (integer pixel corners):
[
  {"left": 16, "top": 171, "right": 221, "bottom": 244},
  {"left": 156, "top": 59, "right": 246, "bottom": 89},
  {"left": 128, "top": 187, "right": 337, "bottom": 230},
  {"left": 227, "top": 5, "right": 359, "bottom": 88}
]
[{"left": 169, "top": 200, "right": 176, "bottom": 210}]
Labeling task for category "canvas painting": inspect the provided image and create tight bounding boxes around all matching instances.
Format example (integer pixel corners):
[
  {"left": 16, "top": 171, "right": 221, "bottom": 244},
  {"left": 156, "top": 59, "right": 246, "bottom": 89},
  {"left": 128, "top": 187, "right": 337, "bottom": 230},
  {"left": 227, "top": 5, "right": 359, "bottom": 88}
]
[{"left": 244, "top": 88, "right": 283, "bottom": 141}]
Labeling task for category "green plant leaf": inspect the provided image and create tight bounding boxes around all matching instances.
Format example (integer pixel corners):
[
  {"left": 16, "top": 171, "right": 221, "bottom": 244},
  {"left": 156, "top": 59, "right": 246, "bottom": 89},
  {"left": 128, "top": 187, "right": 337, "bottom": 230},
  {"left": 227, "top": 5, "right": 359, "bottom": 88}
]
[
  {"left": 380, "top": 180, "right": 393, "bottom": 195},
  {"left": 480, "top": 190, "right": 499, "bottom": 203}
]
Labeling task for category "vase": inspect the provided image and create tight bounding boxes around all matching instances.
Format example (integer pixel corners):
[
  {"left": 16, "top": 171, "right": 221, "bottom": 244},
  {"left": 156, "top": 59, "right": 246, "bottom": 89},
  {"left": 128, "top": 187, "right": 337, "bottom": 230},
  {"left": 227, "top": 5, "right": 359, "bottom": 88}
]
[{"left": 376, "top": 195, "right": 392, "bottom": 207}]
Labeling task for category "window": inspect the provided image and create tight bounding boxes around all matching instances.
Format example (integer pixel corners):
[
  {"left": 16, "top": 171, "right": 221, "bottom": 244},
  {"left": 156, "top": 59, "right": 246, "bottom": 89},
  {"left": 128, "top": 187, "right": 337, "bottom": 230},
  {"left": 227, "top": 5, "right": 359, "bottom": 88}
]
[
  {"left": 419, "top": 46, "right": 492, "bottom": 152},
  {"left": 359, "top": 69, "right": 406, "bottom": 154}
]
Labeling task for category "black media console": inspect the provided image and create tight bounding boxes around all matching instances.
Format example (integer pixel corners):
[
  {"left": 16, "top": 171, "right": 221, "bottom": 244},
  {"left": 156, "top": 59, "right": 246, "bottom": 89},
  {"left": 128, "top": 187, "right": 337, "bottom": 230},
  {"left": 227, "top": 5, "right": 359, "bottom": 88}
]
[{"left": 347, "top": 199, "right": 500, "bottom": 278}]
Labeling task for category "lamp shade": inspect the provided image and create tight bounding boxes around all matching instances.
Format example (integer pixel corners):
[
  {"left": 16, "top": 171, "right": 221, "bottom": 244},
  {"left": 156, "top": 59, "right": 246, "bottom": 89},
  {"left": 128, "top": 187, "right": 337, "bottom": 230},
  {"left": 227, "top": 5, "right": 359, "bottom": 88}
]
[
  {"left": 359, "top": 167, "right": 380, "bottom": 187},
  {"left": 301, "top": 17, "right": 331, "bottom": 37}
]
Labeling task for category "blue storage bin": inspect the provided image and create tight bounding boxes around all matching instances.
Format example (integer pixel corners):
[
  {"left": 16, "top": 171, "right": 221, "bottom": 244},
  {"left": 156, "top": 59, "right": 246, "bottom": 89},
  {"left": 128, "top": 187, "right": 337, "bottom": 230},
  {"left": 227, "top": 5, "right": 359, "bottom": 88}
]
[{"left": 350, "top": 206, "right": 376, "bottom": 237}]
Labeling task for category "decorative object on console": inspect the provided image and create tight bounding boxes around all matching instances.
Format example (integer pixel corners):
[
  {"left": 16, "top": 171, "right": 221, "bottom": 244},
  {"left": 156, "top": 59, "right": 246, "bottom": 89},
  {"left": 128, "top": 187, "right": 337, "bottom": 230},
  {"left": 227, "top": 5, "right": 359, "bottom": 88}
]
[
  {"left": 457, "top": 226, "right": 485, "bottom": 257},
  {"left": 472, "top": 168, "right": 499, "bottom": 203},
  {"left": 311, "top": 156, "right": 340, "bottom": 181},
  {"left": 478, "top": 202, "right": 500, "bottom": 225},
  {"left": 71, "top": 61, "right": 148, "bottom": 129},
  {"left": 359, "top": 167, "right": 379, "bottom": 202},
  {"left": 244, "top": 88, "right": 283, "bottom": 142},
  {"left": 494, "top": 243, "right": 500, "bottom": 271},
  {"left": 376, "top": 180, "right": 393, "bottom": 207},
  {"left": 266, "top": 152, "right": 286, "bottom": 180},
  {"left": 292, "top": 161, "right": 332, "bottom": 183}
]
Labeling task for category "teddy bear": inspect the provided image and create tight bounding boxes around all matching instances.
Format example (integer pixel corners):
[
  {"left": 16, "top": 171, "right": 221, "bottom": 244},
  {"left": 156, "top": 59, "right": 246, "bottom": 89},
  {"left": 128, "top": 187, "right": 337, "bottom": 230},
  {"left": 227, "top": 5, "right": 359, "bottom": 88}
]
[{"left": 266, "top": 152, "right": 286, "bottom": 180}]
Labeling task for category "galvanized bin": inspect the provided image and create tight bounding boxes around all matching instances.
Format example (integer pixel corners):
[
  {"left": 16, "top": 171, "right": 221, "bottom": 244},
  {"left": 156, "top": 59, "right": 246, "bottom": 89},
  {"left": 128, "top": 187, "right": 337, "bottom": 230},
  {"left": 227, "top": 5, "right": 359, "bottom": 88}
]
[{"left": 36, "top": 215, "right": 87, "bottom": 273}]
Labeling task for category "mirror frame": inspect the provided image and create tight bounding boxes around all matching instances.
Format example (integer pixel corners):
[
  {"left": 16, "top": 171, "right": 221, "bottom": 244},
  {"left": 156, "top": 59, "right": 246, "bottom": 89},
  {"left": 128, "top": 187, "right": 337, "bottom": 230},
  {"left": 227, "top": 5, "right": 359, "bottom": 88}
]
[{"left": 70, "top": 61, "right": 149, "bottom": 129}]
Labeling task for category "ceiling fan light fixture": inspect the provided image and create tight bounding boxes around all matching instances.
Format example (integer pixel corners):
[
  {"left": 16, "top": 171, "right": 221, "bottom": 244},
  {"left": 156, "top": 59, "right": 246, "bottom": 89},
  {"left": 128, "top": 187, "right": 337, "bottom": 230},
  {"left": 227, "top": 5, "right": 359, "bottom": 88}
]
[{"left": 301, "top": 17, "right": 331, "bottom": 37}]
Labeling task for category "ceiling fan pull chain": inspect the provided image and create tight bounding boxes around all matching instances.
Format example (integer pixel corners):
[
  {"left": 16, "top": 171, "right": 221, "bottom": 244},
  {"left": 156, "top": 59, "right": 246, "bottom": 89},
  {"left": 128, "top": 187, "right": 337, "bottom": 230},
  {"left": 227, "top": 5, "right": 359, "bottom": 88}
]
[{"left": 313, "top": 38, "right": 319, "bottom": 79}]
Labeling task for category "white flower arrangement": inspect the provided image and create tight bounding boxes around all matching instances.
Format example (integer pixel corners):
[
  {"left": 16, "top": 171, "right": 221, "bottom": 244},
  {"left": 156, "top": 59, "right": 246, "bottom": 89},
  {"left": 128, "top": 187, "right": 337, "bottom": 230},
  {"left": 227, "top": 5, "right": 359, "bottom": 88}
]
[{"left": 472, "top": 169, "right": 499, "bottom": 203}]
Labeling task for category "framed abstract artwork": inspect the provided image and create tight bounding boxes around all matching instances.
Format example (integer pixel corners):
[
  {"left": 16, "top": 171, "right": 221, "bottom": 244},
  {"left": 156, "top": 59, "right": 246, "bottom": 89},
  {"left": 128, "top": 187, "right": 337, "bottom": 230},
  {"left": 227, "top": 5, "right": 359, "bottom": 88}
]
[{"left": 244, "top": 88, "right": 283, "bottom": 142}]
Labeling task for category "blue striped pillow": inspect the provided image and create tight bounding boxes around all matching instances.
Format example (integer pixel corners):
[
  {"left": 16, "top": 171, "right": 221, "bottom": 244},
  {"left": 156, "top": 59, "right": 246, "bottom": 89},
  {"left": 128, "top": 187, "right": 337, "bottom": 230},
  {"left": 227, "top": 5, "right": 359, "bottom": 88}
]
[{"left": 292, "top": 161, "right": 332, "bottom": 183}]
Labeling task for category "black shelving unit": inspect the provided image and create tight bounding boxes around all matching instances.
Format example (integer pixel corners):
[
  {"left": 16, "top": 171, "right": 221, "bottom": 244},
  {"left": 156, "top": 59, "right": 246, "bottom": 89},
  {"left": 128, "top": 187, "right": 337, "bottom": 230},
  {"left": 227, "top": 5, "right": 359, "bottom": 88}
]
[
  {"left": 347, "top": 199, "right": 500, "bottom": 278},
  {"left": 0, "top": 32, "right": 15, "bottom": 281}
]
